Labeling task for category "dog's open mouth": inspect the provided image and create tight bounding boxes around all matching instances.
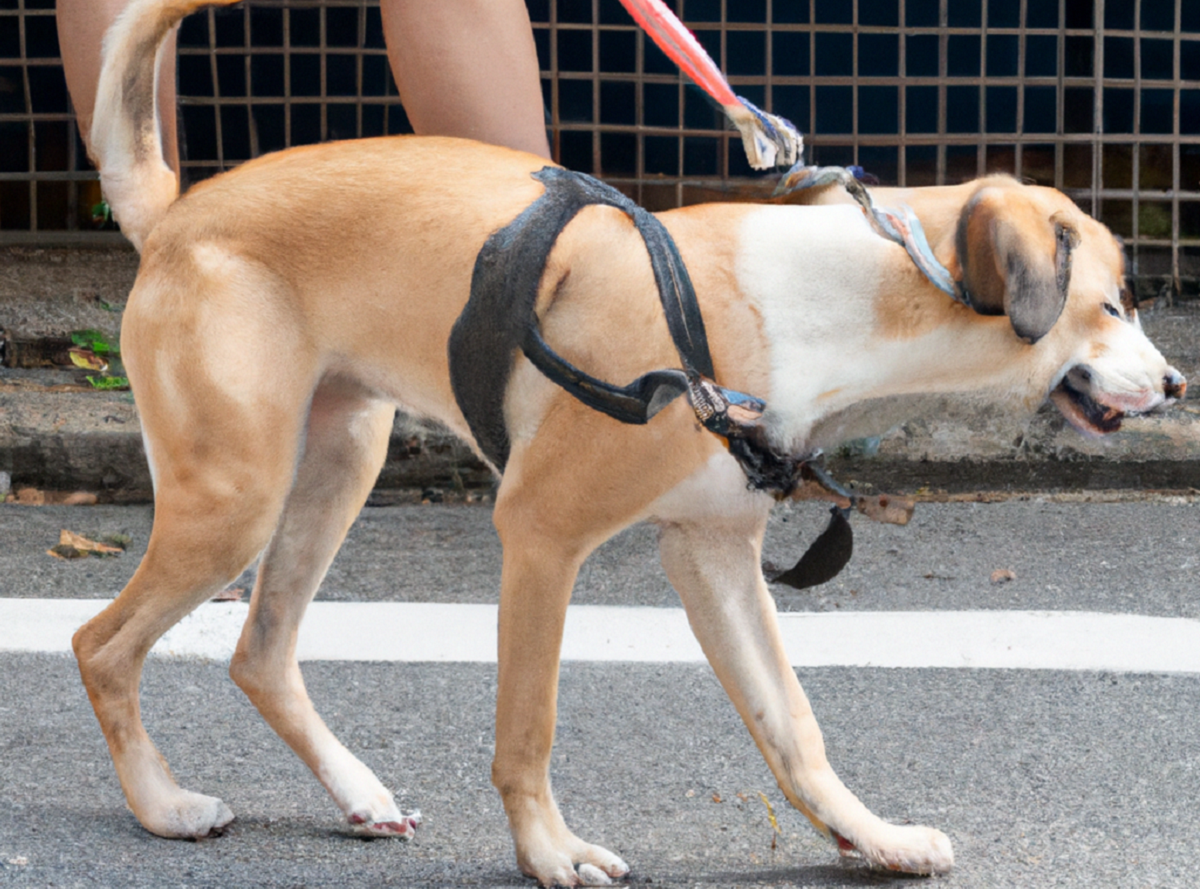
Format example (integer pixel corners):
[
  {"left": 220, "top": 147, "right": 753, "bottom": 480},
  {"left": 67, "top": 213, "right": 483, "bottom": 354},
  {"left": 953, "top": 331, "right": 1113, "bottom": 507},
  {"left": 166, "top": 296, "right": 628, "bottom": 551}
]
[{"left": 1049, "top": 374, "right": 1125, "bottom": 436}]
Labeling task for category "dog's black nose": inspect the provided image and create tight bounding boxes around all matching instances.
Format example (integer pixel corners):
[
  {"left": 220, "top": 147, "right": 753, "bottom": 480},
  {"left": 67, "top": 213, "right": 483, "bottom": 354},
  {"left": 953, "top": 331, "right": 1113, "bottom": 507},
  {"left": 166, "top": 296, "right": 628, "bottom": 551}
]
[{"left": 1164, "top": 369, "right": 1187, "bottom": 400}]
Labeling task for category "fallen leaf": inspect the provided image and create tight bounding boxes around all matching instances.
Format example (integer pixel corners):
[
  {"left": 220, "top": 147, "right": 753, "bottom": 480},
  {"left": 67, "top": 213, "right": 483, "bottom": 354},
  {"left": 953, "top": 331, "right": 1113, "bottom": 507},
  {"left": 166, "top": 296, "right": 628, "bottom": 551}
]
[
  {"left": 857, "top": 493, "right": 915, "bottom": 526},
  {"left": 68, "top": 347, "right": 108, "bottom": 372},
  {"left": 47, "top": 544, "right": 87, "bottom": 560},
  {"left": 48, "top": 529, "right": 124, "bottom": 559},
  {"left": 991, "top": 568, "right": 1017, "bottom": 583},
  {"left": 70, "top": 329, "right": 119, "bottom": 355},
  {"left": 60, "top": 529, "right": 121, "bottom": 552},
  {"left": 12, "top": 488, "right": 99, "bottom": 506},
  {"left": 711, "top": 793, "right": 722, "bottom": 803},
  {"left": 758, "top": 791, "right": 781, "bottom": 835},
  {"left": 59, "top": 491, "right": 99, "bottom": 506},
  {"left": 86, "top": 374, "right": 130, "bottom": 391}
]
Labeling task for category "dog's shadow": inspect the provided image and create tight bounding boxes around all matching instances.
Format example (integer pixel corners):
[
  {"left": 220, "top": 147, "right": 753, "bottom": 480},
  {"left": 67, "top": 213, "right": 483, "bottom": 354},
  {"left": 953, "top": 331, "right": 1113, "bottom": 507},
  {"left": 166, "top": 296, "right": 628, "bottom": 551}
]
[{"left": 667, "top": 863, "right": 932, "bottom": 886}]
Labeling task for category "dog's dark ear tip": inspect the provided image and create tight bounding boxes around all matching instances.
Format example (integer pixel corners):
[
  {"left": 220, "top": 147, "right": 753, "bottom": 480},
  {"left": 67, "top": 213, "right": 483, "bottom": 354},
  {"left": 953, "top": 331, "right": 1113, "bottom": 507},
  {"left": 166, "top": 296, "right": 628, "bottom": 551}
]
[{"left": 1009, "top": 309, "right": 1062, "bottom": 345}]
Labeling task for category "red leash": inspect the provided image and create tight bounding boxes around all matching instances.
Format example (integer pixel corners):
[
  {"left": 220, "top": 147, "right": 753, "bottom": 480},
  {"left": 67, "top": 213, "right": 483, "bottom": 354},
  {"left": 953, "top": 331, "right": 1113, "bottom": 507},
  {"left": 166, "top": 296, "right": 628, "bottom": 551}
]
[{"left": 617, "top": 0, "right": 804, "bottom": 170}]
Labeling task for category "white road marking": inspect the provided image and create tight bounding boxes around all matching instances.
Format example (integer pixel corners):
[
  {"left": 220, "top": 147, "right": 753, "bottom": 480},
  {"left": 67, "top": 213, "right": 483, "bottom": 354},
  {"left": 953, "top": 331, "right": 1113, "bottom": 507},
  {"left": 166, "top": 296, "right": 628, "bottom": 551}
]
[{"left": 3, "top": 599, "right": 1199, "bottom": 673}]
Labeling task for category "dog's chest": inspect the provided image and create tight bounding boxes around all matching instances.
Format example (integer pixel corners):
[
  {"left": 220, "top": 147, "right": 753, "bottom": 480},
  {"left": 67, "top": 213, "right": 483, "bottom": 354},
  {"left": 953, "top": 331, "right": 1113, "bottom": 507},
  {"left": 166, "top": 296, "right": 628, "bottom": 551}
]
[{"left": 732, "top": 205, "right": 902, "bottom": 443}]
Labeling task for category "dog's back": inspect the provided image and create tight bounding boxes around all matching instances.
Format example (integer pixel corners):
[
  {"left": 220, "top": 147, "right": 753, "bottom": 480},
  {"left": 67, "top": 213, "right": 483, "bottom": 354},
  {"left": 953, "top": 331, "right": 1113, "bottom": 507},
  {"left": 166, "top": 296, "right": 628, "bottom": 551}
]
[{"left": 129, "top": 138, "right": 553, "bottom": 433}]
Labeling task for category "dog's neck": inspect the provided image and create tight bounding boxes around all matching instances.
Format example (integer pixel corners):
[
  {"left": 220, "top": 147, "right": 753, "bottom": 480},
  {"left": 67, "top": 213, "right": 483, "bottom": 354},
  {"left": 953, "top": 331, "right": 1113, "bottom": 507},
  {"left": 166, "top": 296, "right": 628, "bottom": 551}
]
[{"left": 734, "top": 204, "right": 1040, "bottom": 453}]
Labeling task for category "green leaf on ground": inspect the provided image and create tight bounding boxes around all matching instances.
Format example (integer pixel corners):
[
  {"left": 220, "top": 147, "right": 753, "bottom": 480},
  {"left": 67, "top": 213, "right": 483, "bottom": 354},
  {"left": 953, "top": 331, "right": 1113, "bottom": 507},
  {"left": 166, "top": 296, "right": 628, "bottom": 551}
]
[
  {"left": 86, "top": 375, "right": 130, "bottom": 391},
  {"left": 70, "top": 329, "right": 118, "bottom": 355}
]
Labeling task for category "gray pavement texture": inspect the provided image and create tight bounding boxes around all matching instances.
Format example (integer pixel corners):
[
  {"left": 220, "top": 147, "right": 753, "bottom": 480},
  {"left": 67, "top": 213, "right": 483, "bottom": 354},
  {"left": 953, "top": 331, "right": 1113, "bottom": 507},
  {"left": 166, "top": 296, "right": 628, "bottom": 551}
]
[
  {"left": 1, "top": 498, "right": 1199, "bottom": 887},
  {"left": 3, "top": 247, "right": 1200, "bottom": 498},
  {"left": 1, "top": 656, "right": 1198, "bottom": 888},
  {"left": 1, "top": 499, "right": 1196, "bottom": 618}
]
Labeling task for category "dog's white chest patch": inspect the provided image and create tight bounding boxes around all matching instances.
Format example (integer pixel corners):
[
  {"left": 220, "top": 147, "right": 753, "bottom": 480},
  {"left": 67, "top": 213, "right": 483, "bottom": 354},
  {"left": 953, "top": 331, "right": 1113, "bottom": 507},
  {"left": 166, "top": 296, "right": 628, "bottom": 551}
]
[{"left": 733, "top": 205, "right": 897, "bottom": 448}]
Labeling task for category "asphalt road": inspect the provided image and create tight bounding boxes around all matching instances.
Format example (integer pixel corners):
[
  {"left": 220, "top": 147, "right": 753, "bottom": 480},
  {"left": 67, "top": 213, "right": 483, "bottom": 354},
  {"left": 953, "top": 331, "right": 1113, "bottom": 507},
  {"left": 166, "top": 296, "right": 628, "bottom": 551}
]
[{"left": 1, "top": 498, "right": 1198, "bottom": 888}]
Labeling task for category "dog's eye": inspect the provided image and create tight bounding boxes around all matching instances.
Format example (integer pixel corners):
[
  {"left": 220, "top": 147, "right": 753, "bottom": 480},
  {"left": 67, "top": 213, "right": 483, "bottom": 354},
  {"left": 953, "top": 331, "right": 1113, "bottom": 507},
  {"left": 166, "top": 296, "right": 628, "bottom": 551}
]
[
  {"left": 1119, "top": 285, "right": 1137, "bottom": 313},
  {"left": 1103, "top": 303, "right": 1122, "bottom": 318}
]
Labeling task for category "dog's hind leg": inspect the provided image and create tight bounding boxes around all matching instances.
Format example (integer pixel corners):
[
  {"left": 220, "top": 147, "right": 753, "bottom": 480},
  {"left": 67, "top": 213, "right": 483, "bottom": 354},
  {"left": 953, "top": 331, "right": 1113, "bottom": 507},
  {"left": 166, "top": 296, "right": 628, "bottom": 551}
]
[
  {"left": 72, "top": 383, "right": 306, "bottom": 840},
  {"left": 228, "top": 382, "right": 417, "bottom": 836},
  {"left": 657, "top": 506, "right": 954, "bottom": 875}
]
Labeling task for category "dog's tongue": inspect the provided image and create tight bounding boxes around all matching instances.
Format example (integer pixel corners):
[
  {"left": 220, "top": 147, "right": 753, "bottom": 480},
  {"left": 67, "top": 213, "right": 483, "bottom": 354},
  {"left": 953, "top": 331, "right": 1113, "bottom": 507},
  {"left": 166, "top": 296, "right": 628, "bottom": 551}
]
[{"left": 1050, "top": 384, "right": 1123, "bottom": 436}]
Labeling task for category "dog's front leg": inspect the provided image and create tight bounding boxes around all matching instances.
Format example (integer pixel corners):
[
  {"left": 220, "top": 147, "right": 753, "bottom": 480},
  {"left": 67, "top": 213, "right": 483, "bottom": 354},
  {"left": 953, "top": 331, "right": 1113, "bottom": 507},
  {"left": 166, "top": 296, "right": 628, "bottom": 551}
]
[
  {"left": 491, "top": 487, "right": 630, "bottom": 888},
  {"left": 658, "top": 511, "right": 954, "bottom": 875}
]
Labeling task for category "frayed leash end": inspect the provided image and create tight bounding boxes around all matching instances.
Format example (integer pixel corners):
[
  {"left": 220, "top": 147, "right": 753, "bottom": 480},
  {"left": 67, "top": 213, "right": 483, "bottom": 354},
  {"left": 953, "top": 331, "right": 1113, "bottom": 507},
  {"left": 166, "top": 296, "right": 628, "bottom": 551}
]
[
  {"left": 617, "top": 0, "right": 804, "bottom": 170},
  {"left": 776, "top": 166, "right": 963, "bottom": 303},
  {"left": 727, "top": 98, "right": 805, "bottom": 170},
  {"left": 773, "top": 163, "right": 857, "bottom": 197},
  {"left": 881, "top": 204, "right": 962, "bottom": 300}
]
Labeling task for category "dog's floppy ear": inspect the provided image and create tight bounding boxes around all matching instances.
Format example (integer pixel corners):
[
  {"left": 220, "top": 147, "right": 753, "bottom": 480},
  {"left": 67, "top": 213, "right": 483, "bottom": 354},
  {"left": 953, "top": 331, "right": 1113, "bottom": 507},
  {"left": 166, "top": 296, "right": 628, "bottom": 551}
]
[{"left": 955, "top": 187, "right": 1080, "bottom": 344}]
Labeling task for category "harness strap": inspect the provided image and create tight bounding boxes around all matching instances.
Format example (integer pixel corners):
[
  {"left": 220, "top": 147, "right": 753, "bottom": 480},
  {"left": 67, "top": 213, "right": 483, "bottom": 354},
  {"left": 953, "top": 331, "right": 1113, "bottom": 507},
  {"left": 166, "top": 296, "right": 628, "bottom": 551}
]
[
  {"left": 451, "top": 166, "right": 819, "bottom": 494},
  {"left": 450, "top": 167, "right": 721, "bottom": 469}
]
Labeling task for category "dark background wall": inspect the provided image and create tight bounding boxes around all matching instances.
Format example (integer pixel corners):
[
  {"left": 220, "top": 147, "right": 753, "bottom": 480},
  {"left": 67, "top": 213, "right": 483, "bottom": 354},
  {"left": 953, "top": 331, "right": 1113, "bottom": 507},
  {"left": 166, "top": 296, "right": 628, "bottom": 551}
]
[{"left": 2, "top": 0, "right": 1199, "bottom": 298}]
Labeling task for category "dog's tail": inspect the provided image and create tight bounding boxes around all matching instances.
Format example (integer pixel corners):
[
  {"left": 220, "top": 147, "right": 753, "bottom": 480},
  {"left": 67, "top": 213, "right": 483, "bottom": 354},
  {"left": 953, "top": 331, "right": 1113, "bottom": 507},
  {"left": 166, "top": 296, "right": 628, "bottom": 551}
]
[{"left": 91, "top": 0, "right": 238, "bottom": 250}]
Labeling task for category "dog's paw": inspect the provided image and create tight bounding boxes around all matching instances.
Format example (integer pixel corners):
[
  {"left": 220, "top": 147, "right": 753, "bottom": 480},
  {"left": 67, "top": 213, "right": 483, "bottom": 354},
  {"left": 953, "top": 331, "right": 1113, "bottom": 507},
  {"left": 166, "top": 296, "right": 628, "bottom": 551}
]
[
  {"left": 524, "top": 844, "right": 629, "bottom": 887},
  {"left": 837, "top": 823, "right": 954, "bottom": 875},
  {"left": 531, "top": 860, "right": 628, "bottom": 887},
  {"left": 140, "top": 790, "right": 235, "bottom": 839},
  {"left": 348, "top": 808, "right": 421, "bottom": 839},
  {"left": 576, "top": 862, "right": 622, "bottom": 885}
]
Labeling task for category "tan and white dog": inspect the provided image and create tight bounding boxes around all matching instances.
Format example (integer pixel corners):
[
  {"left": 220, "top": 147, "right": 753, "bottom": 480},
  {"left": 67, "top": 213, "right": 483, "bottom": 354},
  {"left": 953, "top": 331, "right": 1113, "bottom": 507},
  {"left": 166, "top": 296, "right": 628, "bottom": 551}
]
[{"left": 77, "top": 0, "right": 1185, "bottom": 885}]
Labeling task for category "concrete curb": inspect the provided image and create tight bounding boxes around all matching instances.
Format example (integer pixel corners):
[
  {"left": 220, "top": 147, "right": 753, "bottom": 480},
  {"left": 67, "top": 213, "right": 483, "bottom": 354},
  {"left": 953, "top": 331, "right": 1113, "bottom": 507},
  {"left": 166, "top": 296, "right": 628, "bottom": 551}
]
[{"left": 0, "top": 379, "right": 493, "bottom": 501}]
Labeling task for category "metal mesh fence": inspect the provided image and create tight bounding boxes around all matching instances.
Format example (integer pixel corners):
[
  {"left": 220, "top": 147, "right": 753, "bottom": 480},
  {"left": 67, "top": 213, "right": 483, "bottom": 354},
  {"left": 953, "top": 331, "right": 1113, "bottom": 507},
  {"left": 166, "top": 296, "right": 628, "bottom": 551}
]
[
  {"left": 2, "top": 0, "right": 1199, "bottom": 297},
  {"left": 0, "top": 0, "right": 99, "bottom": 241}
]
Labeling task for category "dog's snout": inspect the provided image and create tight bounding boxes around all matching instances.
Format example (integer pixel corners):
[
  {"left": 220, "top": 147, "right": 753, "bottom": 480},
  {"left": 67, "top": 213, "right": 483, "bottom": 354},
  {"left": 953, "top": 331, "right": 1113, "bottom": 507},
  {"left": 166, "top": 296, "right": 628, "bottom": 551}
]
[{"left": 1164, "top": 369, "right": 1187, "bottom": 400}]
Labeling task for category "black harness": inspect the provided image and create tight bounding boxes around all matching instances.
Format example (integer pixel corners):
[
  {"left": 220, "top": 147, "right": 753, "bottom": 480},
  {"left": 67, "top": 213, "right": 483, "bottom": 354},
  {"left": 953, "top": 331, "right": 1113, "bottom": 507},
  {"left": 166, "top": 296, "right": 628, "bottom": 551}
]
[
  {"left": 449, "top": 167, "right": 855, "bottom": 588},
  {"left": 449, "top": 167, "right": 708, "bottom": 469}
]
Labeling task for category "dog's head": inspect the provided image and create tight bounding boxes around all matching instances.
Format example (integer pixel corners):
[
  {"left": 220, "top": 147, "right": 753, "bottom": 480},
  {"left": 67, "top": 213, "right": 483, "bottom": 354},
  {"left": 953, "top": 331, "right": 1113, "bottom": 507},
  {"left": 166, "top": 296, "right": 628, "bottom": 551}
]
[{"left": 950, "top": 180, "right": 1186, "bottom": 436}]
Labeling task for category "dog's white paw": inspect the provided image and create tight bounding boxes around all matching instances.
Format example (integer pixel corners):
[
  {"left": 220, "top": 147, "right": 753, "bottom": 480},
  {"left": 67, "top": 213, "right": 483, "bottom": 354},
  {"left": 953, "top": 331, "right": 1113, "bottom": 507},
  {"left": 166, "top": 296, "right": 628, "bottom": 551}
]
[
  {"left": 576, "top": 862, "right": 615, "bottom": 885},
  {"left": 523, "top": 844, "right": 629, "bottom": 887},
  {"left": 335, "top": 769, "right": 418, "bottom": 838},
  {"left": 836, "top": 823, "right": 954, "bottom": 874},
  {"left": 535, "top": 858, "right": 628, "bottom": 887},
  {"left": 348, "top": 807, "right": 421, "bottom": 838},
  {"left": 140, "top": 790, "right": 234, "bottom": 839}
]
